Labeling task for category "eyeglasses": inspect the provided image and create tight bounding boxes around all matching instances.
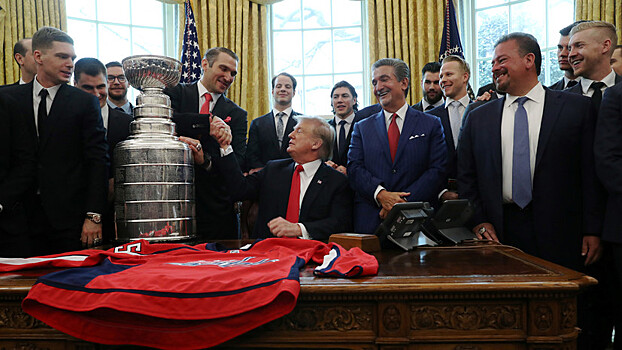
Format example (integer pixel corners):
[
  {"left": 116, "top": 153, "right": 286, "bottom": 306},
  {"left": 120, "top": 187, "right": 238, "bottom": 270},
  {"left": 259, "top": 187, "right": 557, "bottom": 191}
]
[{"left": 107, "top": 75, "right": 127, "bottom": 83}]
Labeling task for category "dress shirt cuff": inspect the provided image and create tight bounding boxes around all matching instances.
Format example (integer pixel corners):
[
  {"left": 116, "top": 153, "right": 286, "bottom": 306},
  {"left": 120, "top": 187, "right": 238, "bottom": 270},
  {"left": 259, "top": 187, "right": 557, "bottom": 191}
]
[
  {"left": 0, "top": 203, "right": 3, "bottom": 213},
  {"left": 438, "top": 189, "right": 449, "bottom": 199},
  {"left": 220, "top": 145, "right": 234, "bottom": 157},
  {"left": 298, "top": 223, "right": 309, "bottom": 239},
  {"left": 374, "top": 185, "right": 385, "bottom": 207}
]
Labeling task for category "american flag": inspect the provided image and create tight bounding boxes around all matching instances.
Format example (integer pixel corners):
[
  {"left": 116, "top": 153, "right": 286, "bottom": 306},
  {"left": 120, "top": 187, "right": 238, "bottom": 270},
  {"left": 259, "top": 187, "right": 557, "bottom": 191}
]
[
  {"left": 181, "top": 0, "right": 202, "bottom": 84},
  {"left": 439, "top": 0, "right": 465, "bottom": 61}
]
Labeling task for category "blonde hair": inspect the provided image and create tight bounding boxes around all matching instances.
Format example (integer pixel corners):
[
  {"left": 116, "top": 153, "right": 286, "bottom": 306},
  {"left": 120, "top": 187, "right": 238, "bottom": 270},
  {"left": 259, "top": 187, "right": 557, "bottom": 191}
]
[{"left": 570, "top": 21, "right": 618, "bottom": 48}]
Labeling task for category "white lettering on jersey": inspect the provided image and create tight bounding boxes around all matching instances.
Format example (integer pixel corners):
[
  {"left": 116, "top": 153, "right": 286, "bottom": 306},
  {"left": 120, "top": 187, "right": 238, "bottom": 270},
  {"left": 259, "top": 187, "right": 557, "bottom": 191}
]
[
  {"left": 168, "top": 257, "right": 279, "bottom": 268},
  {"left": 114, "top": 242, "right": 143, "bottom": 255}
]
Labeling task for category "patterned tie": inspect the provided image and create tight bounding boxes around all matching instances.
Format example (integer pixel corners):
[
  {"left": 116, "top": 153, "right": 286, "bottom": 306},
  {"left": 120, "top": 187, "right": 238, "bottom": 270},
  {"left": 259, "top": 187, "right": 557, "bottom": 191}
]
[
  {"left": 338, "top": 120, "right": 347, "bottom": 159},
  {"left": 276, "top": 112, "right": 285, "bottom": 148},
  {"left": 512, "top": 97, "right": 531, "bottom": 209},
  {"left": 449, "top": 101, "right": 462, "bottom": 148},
  {"left": 566, "top": 80, "right": 578, "bottom": 88},
  {"left": 388, "top": 113, "right": 400, "bottom": 162},
  {"left": 200, "top": 92, "right": 212, "bottom": 114},
  {"left": 37, "top": 89, "right": 48, "bottom": 139},
  {"left": 590, "top": 81, "right": 605, "bottom": 112},
  {"left": 285, "top": 164, "right": 304, "bottom": 223}
]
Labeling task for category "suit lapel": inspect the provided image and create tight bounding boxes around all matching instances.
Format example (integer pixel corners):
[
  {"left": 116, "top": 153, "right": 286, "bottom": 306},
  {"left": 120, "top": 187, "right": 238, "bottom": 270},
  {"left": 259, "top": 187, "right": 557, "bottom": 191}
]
[
  {"left": 372, "top": 112, "right": 392, "bottom": 163},
  {"left": 18, "top": 82, "right": 37, "bottom": 141},
  {"left": 535, "top": 89, "right": 563, "bottom": 168},
  {"left": 489, "top": 98, "right": 504, "bottom": 180},
  {"left": 281, "top": 112, "right": 297, "bottom": 153},
  {"left": 279, "top": 161, "right": 296, "bottom": 216},
  {"left": 438, "top": 107, "right": 455, "bottom": 151},
  {"left": 299, "top": 163, "right": 327, "bottom": 220},
  {"left": 394, "top": 108, "right": 417, "bottom": 163}
]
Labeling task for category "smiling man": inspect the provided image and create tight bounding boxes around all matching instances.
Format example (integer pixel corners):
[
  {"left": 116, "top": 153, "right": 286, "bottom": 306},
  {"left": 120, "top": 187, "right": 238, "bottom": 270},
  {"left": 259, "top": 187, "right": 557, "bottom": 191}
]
[
  {"left": 347, "top": 58, "right": 447, "bottom": 234},
  {"left": 164, "top": 46, "right": 248, "bottom": 240},
  {"left": 105, "top": 61, "right": 133, "bottom": 115},
  {"left": 246, "top": 72, "right": 300, "bottom": 173},
  {"left": 413, "top": 61, "right": 444, "bottom": 112},
  {"left": 549, "top": 21, "right": 585, "bottom": 90}
]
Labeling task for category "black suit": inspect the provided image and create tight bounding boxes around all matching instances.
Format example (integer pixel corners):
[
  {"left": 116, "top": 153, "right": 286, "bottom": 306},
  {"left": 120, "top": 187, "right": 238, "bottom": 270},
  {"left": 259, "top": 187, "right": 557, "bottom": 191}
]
[
  {"left": 163, "top": 82, "right": 248, "bottom": 239},
  {"left": 356, "top": 103, "right": 382, "bottom": 120},
  {"left": 327, "top": 113, "right": 366, "bottom": 167},
  {"left": 2, "top": 82, "right": 109, "bottom": 255},
  {"left": 565, "top": 74, "right": 622, "bottom": 95},
  {"left": 213, "top": 155, "right": 352, "bottom": 240},
  {"left": 246, "top": 110, "right": 299, "bottom": 170},
  {"left": 0, "top": 95, "right": 37, "bottom": 257},
  {"left": 412, "top": 101, "right": 424, "bottom": 111}
]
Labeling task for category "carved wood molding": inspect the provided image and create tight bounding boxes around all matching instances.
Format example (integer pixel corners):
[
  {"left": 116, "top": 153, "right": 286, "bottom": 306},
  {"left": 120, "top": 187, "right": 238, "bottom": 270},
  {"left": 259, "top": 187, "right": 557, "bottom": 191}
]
[
  {"left": 0, "top": 306, "right": 46, "bottom": 329},
  {"left": 560, "top": 299, "right": 576, "bottom": 330},
  {"left": 264, "top": 305, "right": 373, "bottom": 331},
  {"left": 534, "top": 305, "right": 554, "bottom": 331},
  {"left": 382, "top": 305, "right": 401, "bottom": 331},
  {"left": 299, "top": 291, "right": 576, "bottom": 302},
  {"left": 410, "top": 304, "right": 522, "bottom": 330}
]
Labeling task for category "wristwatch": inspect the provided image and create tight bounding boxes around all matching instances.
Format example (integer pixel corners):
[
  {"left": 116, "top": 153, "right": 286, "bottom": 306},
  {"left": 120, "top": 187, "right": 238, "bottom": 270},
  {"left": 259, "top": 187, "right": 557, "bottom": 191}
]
[{"left": 86, "top": 212, "right": 102, "bottom": 224}]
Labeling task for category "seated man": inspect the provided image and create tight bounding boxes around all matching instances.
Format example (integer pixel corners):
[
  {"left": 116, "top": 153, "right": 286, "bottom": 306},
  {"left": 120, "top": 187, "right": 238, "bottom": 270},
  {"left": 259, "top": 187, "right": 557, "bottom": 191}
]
[{"left": 191, "top": 115, "right": 353, "bottom": 240}]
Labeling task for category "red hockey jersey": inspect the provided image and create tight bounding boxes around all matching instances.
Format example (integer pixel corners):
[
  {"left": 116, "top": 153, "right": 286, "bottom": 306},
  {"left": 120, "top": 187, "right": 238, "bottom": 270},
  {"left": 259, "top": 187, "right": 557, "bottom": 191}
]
[{"left": 0, "top": 238, "right": 378, "bottom": 349}]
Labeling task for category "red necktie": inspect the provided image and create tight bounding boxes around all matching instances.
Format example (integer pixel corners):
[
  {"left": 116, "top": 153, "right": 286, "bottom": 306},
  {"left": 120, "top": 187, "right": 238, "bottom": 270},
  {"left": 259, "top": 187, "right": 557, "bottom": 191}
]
[
  {"left": 388, "top": 113, "right": 400, "bottom": 162},
  {"left": 200, "top": 93, "right": 212, "bottom": 114},
  {"left": 285, "top": 164, "right": 304, "bottom": 223}
]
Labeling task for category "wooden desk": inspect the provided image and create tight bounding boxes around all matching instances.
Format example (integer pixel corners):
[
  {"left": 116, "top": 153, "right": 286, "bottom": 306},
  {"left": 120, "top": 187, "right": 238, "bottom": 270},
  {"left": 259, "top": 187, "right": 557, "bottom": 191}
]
[{"left": 0, "top": 243, "right": 595, "bottom": 349}]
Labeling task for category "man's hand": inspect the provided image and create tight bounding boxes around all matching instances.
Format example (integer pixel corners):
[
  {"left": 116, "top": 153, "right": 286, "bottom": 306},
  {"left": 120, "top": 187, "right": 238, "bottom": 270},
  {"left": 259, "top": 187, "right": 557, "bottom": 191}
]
[
  {"left": 210, "top": 116, "right": 231, "bottom": 149},
  {"left": 441, "top": 191, "right": 459, "bottom": 201},
  {"left": 249, "top": 167, "right": 263, "bottom": 175},
  {"left": 267, "top": 217, "right": 302, "bottom": 238},
  {"left": 376, "top": 189, "right": 410, "bottom": 211},
  {"left": 582, "top": 235, "right": 603, "bottom": 266},
  {"left": 379, "top": 208, "right": 388, "bottom": 219},
  {"left": 476, "top": 90, "right": 493, "bottom": 102},
  {"left": 325, "top": 161, "right": 347, "bottom": 175},
  {"left": 81, "top": 219, "right": 103, "bottom": 248},
  {"left": 472, "top": 222, "right": 498, "bottom": 242},
  {"left": 179, "top": 136, "right": 205, "bottom": 165}
]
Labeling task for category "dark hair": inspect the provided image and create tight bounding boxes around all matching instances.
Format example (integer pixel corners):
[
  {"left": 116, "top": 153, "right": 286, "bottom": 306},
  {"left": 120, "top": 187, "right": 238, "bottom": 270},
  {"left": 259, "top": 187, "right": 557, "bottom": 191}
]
[
  {"left": 13, "top": 38, "right": 31, "bottom": 65},
  {"left": 495, "top": 32, "right": 542, "bottom": 76},
  {"left": 74, "top": 58, "right": 107, "bottom": 82},
  {"left": 372, "top": 58, "right": 411, "bottom": 97},
  {"left": 330, "top": 80, "right": 359, "bottom": 112},
  {"left": 32, "top": 27, "right": 73, "bottom": 52},
  {"left": 421, "top": 61, "right": 441, "bottom": 76},
  {"left": 559, "top": 20, "right": 588, "bottom": 36},
  {"left": 271, "top": 72, "right": 297, "bottom": 90},
  {"left": 105, "top": 61, "right": 123, "bottom": 69},
  {"left": 203, "top": 47, "right": 238, "bottom": 66}
]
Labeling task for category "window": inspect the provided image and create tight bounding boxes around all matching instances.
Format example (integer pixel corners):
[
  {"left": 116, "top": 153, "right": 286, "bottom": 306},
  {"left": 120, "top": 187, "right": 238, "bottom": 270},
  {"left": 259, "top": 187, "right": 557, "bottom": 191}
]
[
  {"left": 270, "top": 0, "right": 368, "bottom": 116},
  {"left": 463, "top": 0, "right": 575, "bottom": 91}
]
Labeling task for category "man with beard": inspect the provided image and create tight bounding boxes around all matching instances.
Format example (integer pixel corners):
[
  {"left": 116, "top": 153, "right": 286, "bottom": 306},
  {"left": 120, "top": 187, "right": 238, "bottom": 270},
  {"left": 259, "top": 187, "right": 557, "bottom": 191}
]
[
  {"left": 549, "top": 21, "right": 585, "bottom": 90},
  {"left": 164, "top": 46, "right": 248, "bottom": 240},
  {"left": 105, "top": 61, "right": 133, "bottom": 115},
  {"left": 413, "top": 61, "right": 444, "bottom": 112},
  {"left": 246, "top": 72, "right": 300, "bottom": 173},
  {"left": 611, "top": 45, "right": 622, "bottom": 75},
  {"left": 348, "top": 58, "right": 447, "bottom": 234},
  {"left": 427, "top": 55, "right": 471, "bottom": 202}
]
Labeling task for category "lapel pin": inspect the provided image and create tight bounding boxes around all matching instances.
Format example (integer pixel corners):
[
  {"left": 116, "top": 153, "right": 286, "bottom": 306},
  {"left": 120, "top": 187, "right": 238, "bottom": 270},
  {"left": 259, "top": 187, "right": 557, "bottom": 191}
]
[{"left": 317, "top": 180, "right": 322, "bottom": 184}]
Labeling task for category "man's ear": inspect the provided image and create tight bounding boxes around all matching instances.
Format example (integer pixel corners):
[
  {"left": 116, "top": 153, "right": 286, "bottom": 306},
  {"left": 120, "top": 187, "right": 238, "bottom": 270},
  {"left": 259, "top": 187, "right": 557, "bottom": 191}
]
[
  {"left": 311, "top": 139, "right": 322, "bottom": 151},
  {"left": 33, "top": 50, "right": 43, "bottom": 65}
]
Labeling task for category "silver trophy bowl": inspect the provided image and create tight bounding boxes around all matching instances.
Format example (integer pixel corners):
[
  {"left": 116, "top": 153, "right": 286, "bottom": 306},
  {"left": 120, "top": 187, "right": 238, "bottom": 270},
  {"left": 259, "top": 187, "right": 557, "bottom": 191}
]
[{"left": 122, "top": 55, "right": 182, "bottom": 91}]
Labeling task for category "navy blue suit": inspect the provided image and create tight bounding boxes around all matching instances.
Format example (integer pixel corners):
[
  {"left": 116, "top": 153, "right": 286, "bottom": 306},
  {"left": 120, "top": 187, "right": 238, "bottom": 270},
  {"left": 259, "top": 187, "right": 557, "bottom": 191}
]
[
  {"left": 458, "top": 88, "right": 602, "bottom": 270},
  {"left": 348, "top": 106, "right": 447, "bottom": 234},
  {"left": 327, "top": 112, "right": 367, "bottom": 167}
]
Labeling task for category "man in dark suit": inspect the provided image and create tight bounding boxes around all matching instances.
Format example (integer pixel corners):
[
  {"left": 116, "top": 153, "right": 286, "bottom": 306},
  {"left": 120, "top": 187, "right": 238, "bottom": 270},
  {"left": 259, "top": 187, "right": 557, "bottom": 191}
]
[
  {"left": 246, "top": 72, "right": 299, "bottom": 173},
  {"left": 427, "top": 55, "right": 471, "bottom": 202},
  {"left": 12, "top": 38, "right": 36, "bottom": 85},
  {"left": 74, "top": 57, "right": 133, "bottom": 242},
  {"left": 550, "top": 21, "right": 585, "bottom": 90},
  {"left": 164, "top": 46, "right": 248, "bottom": 239},
  {"left": 326, "top": 80, "right": 365, "bottom": 174},
  {"left": 105, "top": 61, "right": 134, "bottom": 115},
  {"left": 208, "top": 115, "right": 352, "bottom": 240},
  {"left": 458, "top": 32, "right": 602, "bottom": 271},
  {"left": 348, "top": 58, "right": 447, "bottom": 234},
  {"left": 412, "top": 61, "right": 444, "bottom": 112},
  {"left": 612, "top": 45, "right": 622, "bottom": 75},
  {"left": 0, "top": 96, "right": 37, "bottom": 257},
  {"left": 1, "top": 27, "right": 109, "bottom": 254}
]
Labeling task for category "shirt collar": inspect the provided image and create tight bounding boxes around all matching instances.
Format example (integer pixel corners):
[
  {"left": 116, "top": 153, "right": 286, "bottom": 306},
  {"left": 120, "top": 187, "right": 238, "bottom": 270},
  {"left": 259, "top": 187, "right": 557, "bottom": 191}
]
[
  {"left": 422, "top": 98, "right": 444, "bottom": 110},
  {"left": 101, "top": 104, "right": 109, "bottom": 129},
  {"left": 273, "top": 107, "right": 293, "bottom": 118},
  {"left": 444, "top": 94, "right": 470, "bottom": 109},
  {"left": 33, "top": 75, "right": 62, "bottom": 101},
  {"left": 198, "top": 80, "right": 222, "bottom": 103},
  {"left": 579, "top": 69, "right": 617, "bottom": 94},
  {"left": 334, "top": 112, "right": 355, "bottom": 125},
  {"left": 505, "top": 82, "right": 545, "bottom": 108},
  {"left": 563, "top": 76, "right": 581, "bottom": 87},
  {"left": 296, "top": 159, "right": 322, "bottom": 177},
  {"left": 383, "top": 102, "right": 409, "bottom": 122}
]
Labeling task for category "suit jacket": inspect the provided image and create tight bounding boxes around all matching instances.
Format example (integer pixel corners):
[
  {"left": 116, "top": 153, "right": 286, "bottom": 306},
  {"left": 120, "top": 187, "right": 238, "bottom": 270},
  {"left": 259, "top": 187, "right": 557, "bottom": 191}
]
[
  {"left": 1, "top": 82, "right": 109, "bottom": 231},
  {"left": 549, "top": 78, "right": 566, "bottom": 91},
  {"left": 565, "top": 74, "right": 622, "bottom": 95},
  {"left": 356, "top": 103, "right": 383, "bottom": 120},
  {"left": 458, "top": 88, "right": 603, "bottom": 269},
  {"left": 213, "top": 155, "right": 353, "bottom": 239},
  {"left": 245, "top": 110, "right": 300, "bottom": 170},
  {"left": 348, "top": 106, "right": 447, "bottom": 234},
  {"left": 327, "top": 113, "right": 367, "bottom": 167},
  {"left": 163, "top": 82, "right": 248, "bottom": 239},
  {"left": 106, "top": 107, "right": 133, "bottom": 177},
  {"left": 412, "top": 101, "right": 424, "bottom": 111},
  {"left": 477, "top": 82, "right": 498, "bottom": 98},
  {"left": 594, "top": 81, "right": 622, "bottom": 244}
]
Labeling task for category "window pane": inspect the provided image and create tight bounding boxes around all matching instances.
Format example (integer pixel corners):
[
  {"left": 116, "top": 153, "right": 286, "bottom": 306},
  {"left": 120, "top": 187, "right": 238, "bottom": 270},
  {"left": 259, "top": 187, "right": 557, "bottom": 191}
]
[
  {"left": 66, "top": 0, "right": 96, "bottom": 20},
  {"left": 272, "top": 0, "right": 301, "bottom": 30},
  {"left": 332, "top": 0, "right": 361, "bottom": 27},
  {"left": 510, "top": 0, "right": 545, "bottom": 45},
  {"left": 132, "top": 27, "right": 164, "bottom": 55},
  {"left": 547, "top": 0, "right": 574, "bottom": 47},
  {"left": 98, "top": 24, "right": 131, "bottom": 64},
  {"left": 478, "top": 59, "right": 493, "bottom": 88},
  {"left": 131, "top": 0, "right": 163, "bottom": 27},
  {"left": 97, "top": 0, "right": 131, "bottom": 24},
  {"left": 476, "top": 7, "right": 508, "bottom": 59},
  {"left": 302, "top": 0, "right": 331, "bottom": 29},
  {"left": 333, "top": 28, "right": 362, "bottom": 73},
  {"left": 293, "top": 78, "right": 304, "bottom": 113},
  {"left": 547, "top": 49, "right": 564, "bottom": 86},
  {"left": 303, "top": 29, "right": 332, "bottom": 74},
  {"left": 303, "top": 75, "right": 333, "bottom": 115},
  {"left": 538, "top": 50, "right": 547, "bottom": 84},
  {"left": 273, "top": 31, "right": 303, "bottom": 75},
  {"left": 334, "top": 73, "right": 364, "bottom": 109},
  {"left": 476, "top": 0, "right": 508, "bottom": 9},
  {"left": 68, "top": 19, "right": 98, "bottom": 59}
]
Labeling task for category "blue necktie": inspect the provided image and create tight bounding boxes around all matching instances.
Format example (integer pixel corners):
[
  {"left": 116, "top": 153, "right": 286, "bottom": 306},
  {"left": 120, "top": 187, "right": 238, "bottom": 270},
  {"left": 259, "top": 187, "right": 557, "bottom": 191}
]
[
  {"left": 512, "top": 97, "right": 531, "bottom": 208},
  {"left": 338, "top": 120, "right": 347, "bottom": 158}
]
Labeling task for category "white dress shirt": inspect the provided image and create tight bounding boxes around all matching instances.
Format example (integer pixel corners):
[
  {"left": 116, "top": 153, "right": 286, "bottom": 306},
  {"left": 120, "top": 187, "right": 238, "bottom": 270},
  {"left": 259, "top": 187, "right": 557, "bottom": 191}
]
[
  {"left": 273, "top": 106, "right": 294, "bottom": 142},
  {"left": 374, "top": 103, "right": 409, "bottom": 203},
  {"left": 501, "top": 83, "right": 545, "bottom": 203},
  {"left": 295, "top": 159, "right": 322, "bottom": 239},
  {"left": 578, "top": 69, "right": 617, "bottom": 96},
  {"left": 101, "top": 104, "right": 110, "bottom": 135},
  {"left": 422, "top": 98, "right": 444, "bottom": 111},
  {"left": 333, "top": 112, "right": 355, "bottom": 150},
  {"left": 197, "top": 81, "right": 222, "bottom": 113},
  {"left": 32, "top": 76, "right": 61, "bottom": 137}
]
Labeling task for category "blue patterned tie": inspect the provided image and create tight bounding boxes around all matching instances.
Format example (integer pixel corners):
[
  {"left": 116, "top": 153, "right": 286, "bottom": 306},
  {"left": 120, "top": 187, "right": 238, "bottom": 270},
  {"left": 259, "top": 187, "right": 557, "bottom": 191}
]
[{"left": 512, "top": 97, "right": 531, "bottom": 209}]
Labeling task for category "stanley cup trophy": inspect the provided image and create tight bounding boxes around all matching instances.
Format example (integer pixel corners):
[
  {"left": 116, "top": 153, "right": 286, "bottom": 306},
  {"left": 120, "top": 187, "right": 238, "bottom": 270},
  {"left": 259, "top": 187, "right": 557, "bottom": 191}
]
[{"left": 114, "top": 55, "right": 196, "bottom": 242}]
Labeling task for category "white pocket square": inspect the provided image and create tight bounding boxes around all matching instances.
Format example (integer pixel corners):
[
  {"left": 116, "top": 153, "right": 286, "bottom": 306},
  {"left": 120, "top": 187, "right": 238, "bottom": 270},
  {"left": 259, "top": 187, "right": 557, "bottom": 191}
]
[{"left": 409, "top": 133, "right": 425, "bottom": 139}]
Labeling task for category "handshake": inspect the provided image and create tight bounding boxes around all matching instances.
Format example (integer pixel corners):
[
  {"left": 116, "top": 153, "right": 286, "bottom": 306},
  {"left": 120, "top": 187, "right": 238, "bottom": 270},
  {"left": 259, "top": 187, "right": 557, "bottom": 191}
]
[{"left": 178, "top": 115, "right": 232, "bottom": 166}]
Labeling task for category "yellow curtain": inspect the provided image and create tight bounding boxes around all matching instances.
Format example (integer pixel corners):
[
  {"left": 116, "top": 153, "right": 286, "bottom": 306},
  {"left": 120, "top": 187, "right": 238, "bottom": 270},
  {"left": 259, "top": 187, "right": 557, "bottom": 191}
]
[
  {"left": 0, "top": 0, "right": 66, "bottom": 84},
  {"left": 190, "top": 0, "right": 269, "bottom": 127},
  {"left": 368, "top": 0, "right": 444, "bottom": 105},
  {"left": 576, "top": 0, "right": 622, "bottom": 43}
]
